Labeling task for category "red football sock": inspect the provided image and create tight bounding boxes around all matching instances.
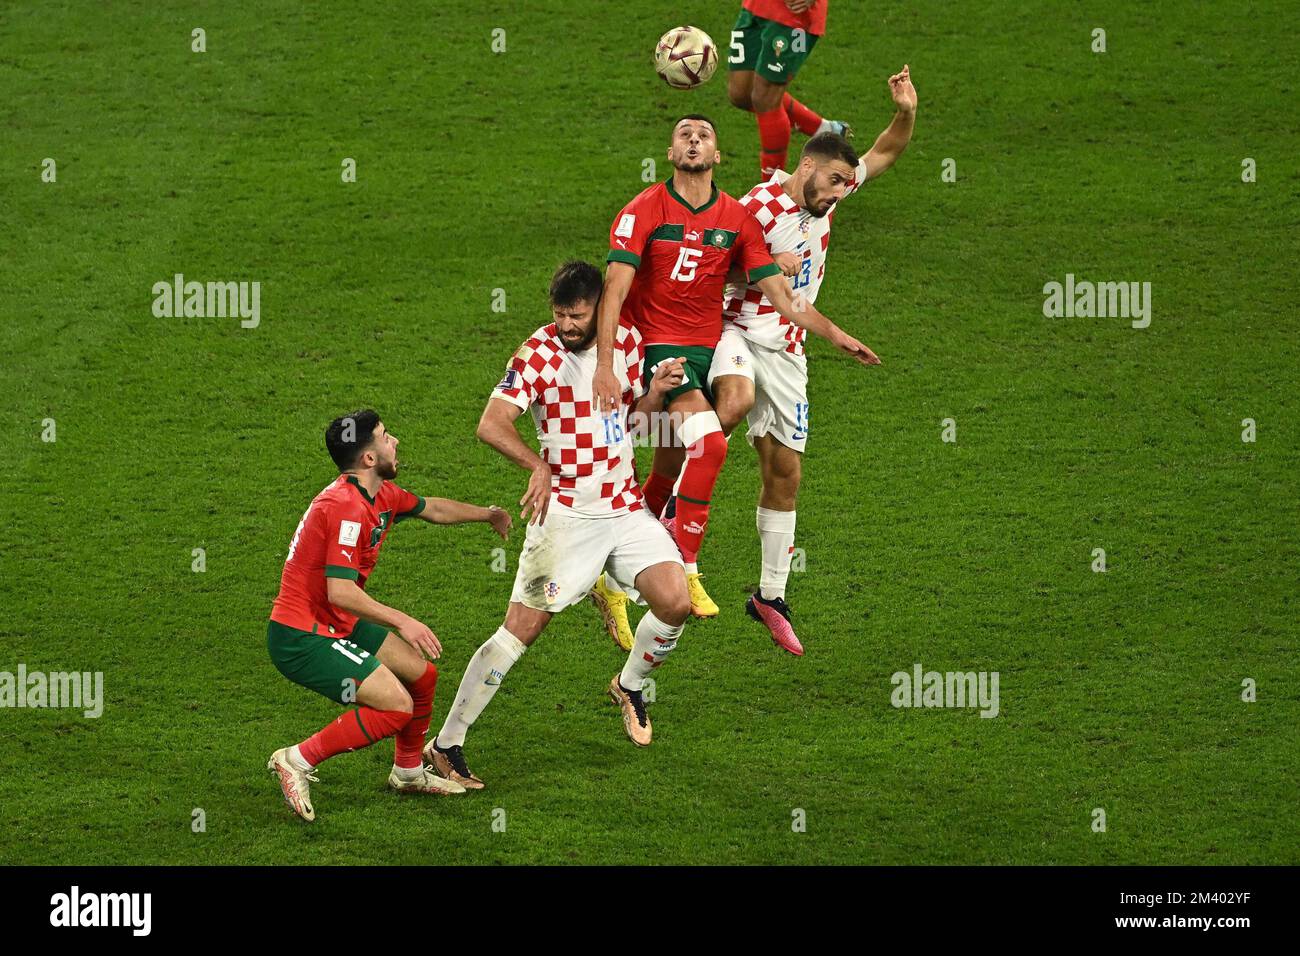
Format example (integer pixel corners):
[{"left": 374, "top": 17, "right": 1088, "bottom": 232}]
[
  {"left": 298, "top": 707, "right": 410, "bottom": 766},
  {"left": 642, "top": 470, "right": 676, "bottom": 518},
  {"left": 393, "top": 663, "right": 438, "bottom": 769},
  {"left": 783, "top": 92, "right": 823, "bottom": 135},
  {"left": 756, "top": 104, "right": 791, "bottom": 174},
  {"left": 674, "top": 430, "right": 728, "bottom": 564}
]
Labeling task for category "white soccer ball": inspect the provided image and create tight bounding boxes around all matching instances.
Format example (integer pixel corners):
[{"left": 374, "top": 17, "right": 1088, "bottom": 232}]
[{"left": 654, "top": 25, "right": 719, "bottom": 90}]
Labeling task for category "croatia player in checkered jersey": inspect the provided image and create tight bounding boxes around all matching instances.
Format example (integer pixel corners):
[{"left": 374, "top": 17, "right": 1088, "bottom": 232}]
[
  {"left": 709, "top": 65, "right": 916, "bottom": 655},
  {"left": 423, "top": 262, "right": 691, "bottom": 784}
]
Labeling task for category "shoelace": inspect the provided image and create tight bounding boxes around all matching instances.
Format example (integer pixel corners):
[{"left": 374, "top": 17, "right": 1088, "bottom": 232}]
[
  {"left": 626, "top": 688, "right": 648, "bottom": 727},
  {"left": 443, "top": 744, "right": 473, "bottom": 778},
  {"left": 756, "top": 595, "right": 792, "bottom": 621}
]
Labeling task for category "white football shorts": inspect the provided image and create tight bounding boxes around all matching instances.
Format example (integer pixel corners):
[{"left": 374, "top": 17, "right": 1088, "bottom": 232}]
[
  {"left": 510, "top": 507, "right": 683, "bottom": 612},
  {"left": 709, "top": 326, "right": 810, "bottom": 453}
]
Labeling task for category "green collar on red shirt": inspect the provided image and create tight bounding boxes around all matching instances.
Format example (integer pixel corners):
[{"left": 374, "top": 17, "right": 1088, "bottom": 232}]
[
  {"left": 666, "top": 178, "right": 718, "bottom": 214},
  {"left": 344, "top": 474, "right": 377, "bottom": 505}
]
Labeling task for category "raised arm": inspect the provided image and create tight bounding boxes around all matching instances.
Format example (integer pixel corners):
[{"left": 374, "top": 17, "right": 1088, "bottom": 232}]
[
  {"left": 863, "top": 64, "right": 917, "bottom": 180},
  {"left": 594, "top": 262, "right": 636, "bottom": 412},
  {"left": 476, "top": 396, "right": 552, "bottom": 526}
]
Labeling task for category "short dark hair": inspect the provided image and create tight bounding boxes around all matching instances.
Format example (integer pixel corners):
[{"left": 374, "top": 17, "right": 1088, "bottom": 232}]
[
  {"left": 325, "top": 409, "right": 381, "bottom": 471},
  {"left": 549, "top": 260, "right": 603, "bottom": 308},
  {"left": 802, "top": 131, "right": 859, "bottom": 168},
  {"left": 672, "top": 113, "right": 716, "bottom": 137}
]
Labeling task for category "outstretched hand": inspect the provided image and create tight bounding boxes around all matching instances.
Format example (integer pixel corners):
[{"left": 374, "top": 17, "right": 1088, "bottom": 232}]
[
  {"left": 889, "top": 64, "right": 916, "bottom": 114},
  {"left": 833, "top": 329, "right": 881, "bottom": 366},
  {"left": 486, "top": 504, "right": 512, "bottom": 539}
]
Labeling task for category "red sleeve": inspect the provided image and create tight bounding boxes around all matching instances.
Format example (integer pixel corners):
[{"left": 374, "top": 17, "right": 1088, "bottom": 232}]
[
  {"left": 734, "top": 210, "right": 781, "bottom": 282},
  {"left": 322, "top": 498, "right": 371, "bottom": 581},
  {"left": 386, "top": 482, "right": 426, "bottom": 522},
  {"left": 606, "top": 194, "right": 656, "bottom": 270}
]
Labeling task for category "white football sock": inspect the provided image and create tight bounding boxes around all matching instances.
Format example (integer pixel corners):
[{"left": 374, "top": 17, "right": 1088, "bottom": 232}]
[
  {"left": 619, "top": 611, "right": 684, "bottom": 692},
  {"left": 815, "top": 118, "right": 835, "bottom": 135},
  {"left": 757, "top": 507, "right": 796, "bottom": 600},
  {"left": 602, "top": 573, "right": 626, "bottom": 597},
  {"left": 391, "top": 763, "right": 423, "bottom": 781},
  {"left": 288, "top": 744, "right": 314, "bottom": 772},
  {"left": 684, "top": 561, "right": 699, "bottom": 575},
  {"left": 435, "top": 627, "right": 527, "bottom": 747}
]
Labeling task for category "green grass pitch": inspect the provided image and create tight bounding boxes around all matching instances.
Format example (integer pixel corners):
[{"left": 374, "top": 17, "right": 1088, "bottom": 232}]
[{"left": 2, "top": 1, "right": 1297, "bottom": 865}]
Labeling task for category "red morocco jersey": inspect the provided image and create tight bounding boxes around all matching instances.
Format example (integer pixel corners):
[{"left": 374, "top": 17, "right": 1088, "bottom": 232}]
[
  {"left": 607, "top": 180, "right": 779, "bottom": 348},
  {"left": 744, "top": 0, "right": 827, "bottom": 36},
  {"left": 269, "top": 475, "right": 425, "bottom": 637}
]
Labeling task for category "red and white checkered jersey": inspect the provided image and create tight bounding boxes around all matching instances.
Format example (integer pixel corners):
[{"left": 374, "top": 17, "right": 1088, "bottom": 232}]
[
  {"left": 491, "top": 321, "right": 647, "bottom": 517},
  {"left": 723, "top": 160, "right": 868, "bottom": 355}
]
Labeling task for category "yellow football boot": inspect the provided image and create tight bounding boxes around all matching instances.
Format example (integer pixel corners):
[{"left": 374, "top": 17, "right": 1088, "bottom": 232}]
[
  {"left": 687, "top": 572, "right": 719, "bottom": 618},
  {"left": 590, "top": 573, "right": 634, "bottom": 651}
]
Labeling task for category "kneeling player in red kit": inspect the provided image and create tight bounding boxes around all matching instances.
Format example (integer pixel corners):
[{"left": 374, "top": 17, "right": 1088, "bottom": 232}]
[{"left": 266, "top": 410, "right": 511, "bottom": 821}]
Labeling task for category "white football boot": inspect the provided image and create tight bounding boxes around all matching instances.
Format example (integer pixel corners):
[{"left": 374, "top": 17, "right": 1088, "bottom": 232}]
[
  {"left": 268, "top": 747, "right": 318, "bottom": 822},
  {"left": 387, "top": 766, "right": 467, "bottom": 796}
]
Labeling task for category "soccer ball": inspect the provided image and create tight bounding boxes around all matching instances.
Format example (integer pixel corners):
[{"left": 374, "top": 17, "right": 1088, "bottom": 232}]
[{"left": 654, "top": 26, "right": 719, "bottom": 90}]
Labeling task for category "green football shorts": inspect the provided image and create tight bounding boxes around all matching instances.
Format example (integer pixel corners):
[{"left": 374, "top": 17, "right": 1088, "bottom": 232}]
[
  {"left": 267, "top": 618, "right": 388, "bottom": 704},
  {"left": 727, "top": 10, "right": 820, "bottom": 84},
  {"left": 643, "top": 343, "right": 716, "bottom": 403}
]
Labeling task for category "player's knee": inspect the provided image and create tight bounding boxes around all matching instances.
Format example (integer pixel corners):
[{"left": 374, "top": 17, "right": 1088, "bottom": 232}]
[
  {"left": 777, "top": 457, "right": 801, "bottom": 488},
  {"left": 391, "top": 686, "right": 414, "bottom": 715},
  {"left": 761, "top": 457, "right": 801, "bottom": 507},
  {"left": 405, "top": 661, "right": 438, "bottom": 694},
  {"left": 660, "top": 587, "right": 692, "bottom": 626},
  {"left": 715, "top": 396, "right": 753, "bottom": 436}
]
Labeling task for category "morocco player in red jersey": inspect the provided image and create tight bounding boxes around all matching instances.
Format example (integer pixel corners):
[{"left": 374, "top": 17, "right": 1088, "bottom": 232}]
[
  {"left": 727, "top": 1, "right": 851, "bottom": 175},
  {"left": 266, "top": 410, "right": 511, "bottom": 821},
  {"left": 592, "top": 114, "right": 875, "bottom": 618}
]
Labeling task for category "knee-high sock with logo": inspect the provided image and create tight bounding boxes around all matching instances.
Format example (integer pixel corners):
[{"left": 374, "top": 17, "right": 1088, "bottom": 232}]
[
  {"left": 619, "top": 611, "right": 684, "bottom": 692},
  {"left": 298, "top": 707, "right": 411, "bottom": 767},
  {"left": 641, "top": 470, "right": 676, "bottom": 519},
  {"left": 757, "top": 507, "right": 797, "bottom": 600},
  {"left": 756, "top": 104, "right": 792, "bottom": 173},
  {"left": 435, "top": 627, "right": 527, "bottom": 748},
  {"left": 392, "top": 662, "right": 438, "bottom": 769},
  {"left": 673, "top": 412, "right": 728, "bottom": 565},
  {"left": 783, "top": 93, "right": 823, "bottom": 135}
]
